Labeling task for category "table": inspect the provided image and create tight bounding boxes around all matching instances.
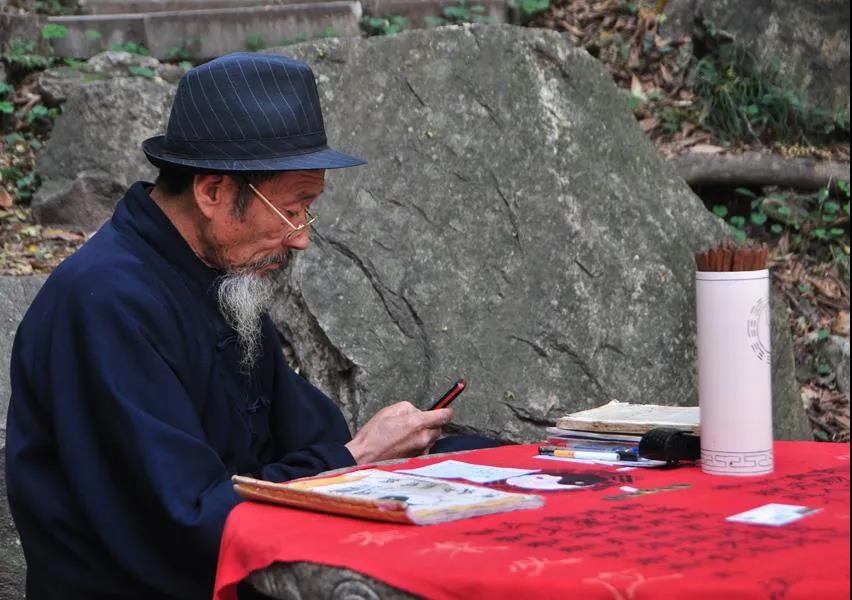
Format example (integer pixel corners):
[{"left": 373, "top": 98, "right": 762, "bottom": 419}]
[{"left": 215, "top": 442, "right": 850, "bottom": 600}]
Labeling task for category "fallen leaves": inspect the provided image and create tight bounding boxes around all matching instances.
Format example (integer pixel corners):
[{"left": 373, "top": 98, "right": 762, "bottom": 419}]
[
  {"left": 0, "top": 209, "right": 87, "bottom": 275},
  {"left": 803, "top": 385, "right": 850, "bottom": 442},
  {"left": 834, "top": 311, "right": 850, "bottom": 336},
  {"left": 772, "top": 247, "right": 850, "bottom": 441},
  {"left": 0, "top": 187, "right": 13, "bottom": 209},
  {"left": 534, "top": 0, "right": 850, "bottom": 162}
]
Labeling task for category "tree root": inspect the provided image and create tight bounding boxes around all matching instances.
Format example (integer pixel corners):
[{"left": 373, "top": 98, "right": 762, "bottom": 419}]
[{"left": 671, "top": 152, "right": 851, "bottom": 190}]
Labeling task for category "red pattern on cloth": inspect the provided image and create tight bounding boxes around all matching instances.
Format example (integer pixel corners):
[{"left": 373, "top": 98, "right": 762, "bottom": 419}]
[{"left": 214, "top": 442, "right": 850, "bottom": 600}]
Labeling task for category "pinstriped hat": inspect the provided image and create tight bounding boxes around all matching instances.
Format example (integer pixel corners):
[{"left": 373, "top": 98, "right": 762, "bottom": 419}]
[{"left": 142, "top": 52, "right": 366, "bottom": 172}]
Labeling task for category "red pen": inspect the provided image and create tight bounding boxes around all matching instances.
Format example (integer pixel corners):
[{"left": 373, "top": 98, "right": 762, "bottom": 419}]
[{"left": 428, "top": 379, "right": 466, "bottom": 410}]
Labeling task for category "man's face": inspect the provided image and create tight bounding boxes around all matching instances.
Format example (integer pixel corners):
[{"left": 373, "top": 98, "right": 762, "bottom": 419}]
[{"left": 201, "top": 169, "right": 325, "bottom": 274}]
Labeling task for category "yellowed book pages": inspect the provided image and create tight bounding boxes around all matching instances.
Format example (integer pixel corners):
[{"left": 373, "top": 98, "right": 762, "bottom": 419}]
[
  {"left": 233, "top": 469, "right": 544, "bottom": 525},
  {"left": 555, "top": 400, "right": 700, "bottom": 434}
]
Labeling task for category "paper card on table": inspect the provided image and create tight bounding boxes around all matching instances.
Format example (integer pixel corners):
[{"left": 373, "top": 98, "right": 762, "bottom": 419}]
[
  {"left": 726, "top": 503, "right": 821, "bottom": 527},
  {"left": 395, "top": 460, "right": 539, "bottom": 483}
]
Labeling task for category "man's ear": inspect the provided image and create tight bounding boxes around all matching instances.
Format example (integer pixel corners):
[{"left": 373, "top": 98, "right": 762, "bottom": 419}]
[{"left": 192, "top": 173, "right": 235, "bottom": 219}]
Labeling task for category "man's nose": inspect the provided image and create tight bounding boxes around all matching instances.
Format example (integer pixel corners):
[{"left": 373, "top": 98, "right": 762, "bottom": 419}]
[{"left": 285, "top": 229, "right": 310, "bottom": 250}]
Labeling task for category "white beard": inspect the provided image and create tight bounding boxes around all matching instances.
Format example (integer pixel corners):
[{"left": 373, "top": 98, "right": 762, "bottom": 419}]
[{"left": 216, "top": 257, "right": 283, "bottom": 372}]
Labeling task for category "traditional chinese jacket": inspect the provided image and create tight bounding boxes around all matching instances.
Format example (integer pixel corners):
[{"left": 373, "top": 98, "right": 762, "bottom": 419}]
[{"left": 5, "top": 182, "right": 355, "bottom": 599}]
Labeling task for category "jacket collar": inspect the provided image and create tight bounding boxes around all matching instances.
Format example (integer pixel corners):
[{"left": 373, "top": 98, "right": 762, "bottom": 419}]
[{"left": 111, "top": 181, "right": 222, "bottom": 295}]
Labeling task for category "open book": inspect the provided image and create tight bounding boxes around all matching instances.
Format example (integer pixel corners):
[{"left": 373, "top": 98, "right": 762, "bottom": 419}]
[
  {"left": 233, "top": 469, "right": 544, "bottom": 525},
  {"left": 555, "top": 400, "right": 700, "bottom": 434}
]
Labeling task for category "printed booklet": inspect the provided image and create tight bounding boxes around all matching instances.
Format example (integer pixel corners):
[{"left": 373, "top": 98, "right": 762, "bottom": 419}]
[{"left": 233, "top": 468, "right": 544, "bottom": 525}]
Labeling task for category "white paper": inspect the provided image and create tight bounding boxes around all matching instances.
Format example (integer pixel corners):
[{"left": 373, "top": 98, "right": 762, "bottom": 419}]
[
  {"left": 726, "top": 503, "right": 821, "bottom": 527},
  {"left": 313, "top": 470, "right": 506, "bottom": 508},
  {"left": 534, "top": 454, "right": 669, "bottom": 468},
  {"left": 396, "top": 460, "right": 539, "bottom": 483}
]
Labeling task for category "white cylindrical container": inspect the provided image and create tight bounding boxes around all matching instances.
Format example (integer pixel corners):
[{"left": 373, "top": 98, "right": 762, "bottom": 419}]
[{"left": 696, "top": 269, "right": 773, "bottom": 476}]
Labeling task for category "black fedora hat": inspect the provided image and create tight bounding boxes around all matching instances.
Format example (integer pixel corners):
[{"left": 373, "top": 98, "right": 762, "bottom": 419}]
[{"left": 142, "top": 52, "right": 366, "bottom": 172}]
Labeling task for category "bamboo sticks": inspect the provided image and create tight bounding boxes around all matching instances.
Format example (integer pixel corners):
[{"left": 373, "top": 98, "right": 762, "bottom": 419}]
[{"left": 694, "top": 242, "right": 769, "bottom": 272}]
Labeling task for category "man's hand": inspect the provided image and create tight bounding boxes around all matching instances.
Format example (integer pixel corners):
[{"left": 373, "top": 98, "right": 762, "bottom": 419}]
[{"left": 345, "top": 401, "right": 453, "bottom": 464}]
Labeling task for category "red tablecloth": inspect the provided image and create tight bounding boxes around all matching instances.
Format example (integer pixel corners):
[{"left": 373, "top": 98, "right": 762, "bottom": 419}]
[{"left": 215, "top": 442, "right": 850, "bottom": 600}]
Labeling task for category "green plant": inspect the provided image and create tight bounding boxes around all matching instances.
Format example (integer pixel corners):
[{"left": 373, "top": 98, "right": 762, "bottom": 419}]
[
  {"left": 110, "top": 41, "right": 149, "bottom": 56},
  {"left": 315, "top": 26, "right": 339, "bottom": 39},
  {"left": 716, "top": 183, "right": 851, "bottom": 265},
  {"left": 0, "top": 81, "right": 14, "bottom": 114},
  {"left": 244, "top": 33, "right": 267, "bottom": 52},
  {"left": 127, "top": 65, "right": 155, "bottom": 79},
  {"left": 360, "top": 15, "right": 409, "bottom": 36},
  {"left": 1, "top": 162, "right": 37, "bottom": 202},
  {"left": 1, "top": 38, "right": 55, "bottom": 73},
  {"left": 690, "top": 19, "right": 849, "bottom": 145},
  {"left": 617, "top": 0, "right": 638, "bottom": 13},
  {"left": 28, "top": 0, "right": 79, "bottom": 15},
  {"left": 163, "top": 46, "right": 189, "bottom": 61},
  {"left": 509, "top": 0, "right": 550, "bottom": 23},
  {"left": 23, "top": 104, "right": 59, "bottom": 125},
  {"left": 40, "top": 23, "right": 68, "bottom": 40},
  {"left": 426, "top": 0, "right": 493, "bottom": 26}
]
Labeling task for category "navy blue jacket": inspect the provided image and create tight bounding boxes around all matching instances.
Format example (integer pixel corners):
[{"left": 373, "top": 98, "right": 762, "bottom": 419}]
[{"left": 5, "top": 182, "right": 355, "bottom": 599}]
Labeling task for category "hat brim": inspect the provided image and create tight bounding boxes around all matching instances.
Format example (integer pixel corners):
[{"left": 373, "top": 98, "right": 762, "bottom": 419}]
[{"left": 141, "top": 135, "right": 367, "bottom": 172}]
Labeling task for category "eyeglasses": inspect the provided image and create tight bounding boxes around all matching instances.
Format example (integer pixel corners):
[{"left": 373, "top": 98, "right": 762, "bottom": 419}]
[{"left": 248, "top": 182, "right": 317, "bottom": 240}]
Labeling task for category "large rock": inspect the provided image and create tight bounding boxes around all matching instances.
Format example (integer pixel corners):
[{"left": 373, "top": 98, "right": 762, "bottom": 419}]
[
  {"left": 0, "top": 276, "right": 47, "bottom": 448},
  {"left": 83, "top": 50, "right": 189, "bottom": 83},
  {"left": 1, "top": 275, "right": 47, "bottom": 600},
  {"left": 770, "top": 295, "right": 809, "bottom": 439},
  {"left": 663, "top": 0, "right": 851, "bottom": 112},
  {"left": 37, "top": 51, "right": 188, "bottom": 107},
  {"left": 0, "top": 447, "right": 25, "bottom": 600},
  {"left": 31, "top": 170, "right": 126, "bottom": 230},
  {"left": 824, "top": 335, "right": 850, "bottom": 395},
  {"left": 32, "top": 75, "right": 173, "bottom": 229},
  {"left": 266, "top": 25, "right": 809, "bottom": 442}
]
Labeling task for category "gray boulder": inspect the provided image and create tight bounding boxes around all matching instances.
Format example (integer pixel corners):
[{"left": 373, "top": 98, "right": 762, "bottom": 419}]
[
  {"left": 36, "top": 65, "right": 90, "bottom": 106},
  {"left": 663, "top": 0, "right": 851, "bottom": 112},
  {"left": 37, "top": 51, "right": 188, "bottom": 107},
  {"left": 0, "top": 450, "right": 25, "bottom": 600},
  {"left": 31, "top": 170, "right": 126, "bottom": 229},
  {"left": 84, "top": 50, "right": 190, "bottom": 83},
  {"left": 32, "top": 76, "right": 174, "bottom": 229},
  {"left": 770, "top": 297, "right": 809, "bottom": 439},
  {"left": 267, "top": 25, "right": 809, "bottom": 442},
  {"left": 824, "top": 335, "right": 850, "bottom": 394},
  {"left": 0, "top": 276, "right": 47, "bottom": 449},
  {"left": 1, "top": 275, "right": 48, "bottom": 600}
]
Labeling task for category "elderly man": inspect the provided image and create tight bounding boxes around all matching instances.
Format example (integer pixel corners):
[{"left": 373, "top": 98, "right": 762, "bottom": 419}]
[{"left": 5, "top": 53, "right": 487, "bottom": 600}]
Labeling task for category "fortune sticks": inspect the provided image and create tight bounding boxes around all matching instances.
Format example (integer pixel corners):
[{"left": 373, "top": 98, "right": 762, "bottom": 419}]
[{"left": 694, "top": 242, "right": 769, "bottom": 272}]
